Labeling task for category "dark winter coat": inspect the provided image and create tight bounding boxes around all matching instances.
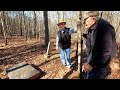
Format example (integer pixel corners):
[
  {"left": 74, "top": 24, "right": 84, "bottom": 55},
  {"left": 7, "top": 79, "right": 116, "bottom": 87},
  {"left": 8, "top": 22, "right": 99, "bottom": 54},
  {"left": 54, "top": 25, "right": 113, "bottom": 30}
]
[{"left": 86, "top": 18, "right": 117, "bottom": 79}]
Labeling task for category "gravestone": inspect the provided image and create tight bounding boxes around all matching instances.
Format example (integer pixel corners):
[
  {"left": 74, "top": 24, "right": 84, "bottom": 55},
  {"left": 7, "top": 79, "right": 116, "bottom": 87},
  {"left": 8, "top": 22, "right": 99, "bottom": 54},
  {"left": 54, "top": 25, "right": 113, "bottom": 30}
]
[
  {"left": 5, "top": 62, "right": 40, "bottom": 79},
  {"left": 44, "top": 41, "right": 54, "bottom": 58}
]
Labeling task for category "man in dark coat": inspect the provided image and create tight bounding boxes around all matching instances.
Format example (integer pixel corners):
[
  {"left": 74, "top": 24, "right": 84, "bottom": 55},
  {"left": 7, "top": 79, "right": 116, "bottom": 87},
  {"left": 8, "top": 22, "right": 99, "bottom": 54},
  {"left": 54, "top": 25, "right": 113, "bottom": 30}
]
[{"left": 82, "top": 11, "right": 117, "bottom": 79}]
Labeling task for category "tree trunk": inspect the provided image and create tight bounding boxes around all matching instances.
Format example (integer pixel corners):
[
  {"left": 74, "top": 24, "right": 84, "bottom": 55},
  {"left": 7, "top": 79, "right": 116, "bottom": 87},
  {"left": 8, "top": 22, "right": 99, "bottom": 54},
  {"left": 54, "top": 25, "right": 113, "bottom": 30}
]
[
  {"left": 43, "top": 11, "right": 49, "bottom": 47},
  {"left": 20, "top": 11, "right": 23, "bottom": 36},
  {"left": 33, "top": 11, "right": 37, "bottom": 39},
  {"left": 22, "top": 11, "right": 28, "bottom": 40},
  {"left": 77, "top": 11, "right": 83, "bottom": 78},
  {"left": 63, "top": 11, "right": 65, "bottom": 21},
  {"left": 100, "top": 11, "right": 103, "bottom": 18},
  {"left": 0, "top": 11, "right": 8, "bottom": 45},
  {"left": 57, "top": 11, "right": 60, "bottom": 23}
]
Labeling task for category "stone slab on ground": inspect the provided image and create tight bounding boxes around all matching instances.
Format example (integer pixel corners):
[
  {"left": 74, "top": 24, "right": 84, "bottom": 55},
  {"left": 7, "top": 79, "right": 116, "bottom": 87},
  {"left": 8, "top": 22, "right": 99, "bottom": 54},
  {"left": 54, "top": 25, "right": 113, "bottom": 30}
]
[{"left": 6, "top": 62, "right": 40, "bottom": 79}]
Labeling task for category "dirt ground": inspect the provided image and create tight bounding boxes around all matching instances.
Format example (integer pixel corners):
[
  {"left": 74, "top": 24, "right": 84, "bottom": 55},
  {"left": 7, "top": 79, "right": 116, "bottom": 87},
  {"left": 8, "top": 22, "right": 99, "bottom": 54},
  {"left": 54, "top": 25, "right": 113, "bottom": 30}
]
[{"left": 0, "top": 36, "right": 120, "bottom": 79}]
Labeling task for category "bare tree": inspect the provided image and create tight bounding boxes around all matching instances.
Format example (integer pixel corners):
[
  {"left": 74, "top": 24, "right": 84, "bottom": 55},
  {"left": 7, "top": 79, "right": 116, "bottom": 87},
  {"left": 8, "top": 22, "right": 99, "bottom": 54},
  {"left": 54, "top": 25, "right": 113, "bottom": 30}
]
[
  {"left": 100, "top": 11, "right": 103, "bottom": 18},
  {"left": 33, "top": 11, "right": 37, "bottom": 39},
  {"left": 63, "top": 11, "right": 65, "bottom": 21},
  {"left": 0, "top": 11, "right": 8, "bottom": 45},
  {"left": 43, "top": 11, "right": 49, "bottom": 47},
  {"left": 19, "top": 11, "right": 23, "bottom": 36},
  {"left": 22, "top": 11, "right": 29, "bottom": 40},
  {"left": 57, "top": 11, "right": 60, "bottom": 23},
  {"left": 76, "top": 11, "right": 83, "bottom": 78}
]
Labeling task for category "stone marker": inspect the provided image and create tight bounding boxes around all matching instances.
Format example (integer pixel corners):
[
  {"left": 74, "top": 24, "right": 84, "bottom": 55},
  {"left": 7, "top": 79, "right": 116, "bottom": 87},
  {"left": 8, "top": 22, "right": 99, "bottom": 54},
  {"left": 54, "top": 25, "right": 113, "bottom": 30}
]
[
  {"left": 6, "top": 62, "right": 40, "bottom": 79},
  {"left": 47, "top": 41, "right": 54, "bottom": 55},
  {"left": 44, "top": 41, "right": 54, "bottom": 58}
]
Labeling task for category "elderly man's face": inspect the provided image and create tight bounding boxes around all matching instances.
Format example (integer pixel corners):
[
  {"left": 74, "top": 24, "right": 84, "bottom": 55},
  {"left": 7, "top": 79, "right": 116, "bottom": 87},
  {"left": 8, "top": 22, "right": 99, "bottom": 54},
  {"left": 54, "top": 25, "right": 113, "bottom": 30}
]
[
  {"left": 58, "top": 24, "right": 65, "bottom": 29},
  {"left": 84, "top": 16, "right": 96, "bottom": 29}
]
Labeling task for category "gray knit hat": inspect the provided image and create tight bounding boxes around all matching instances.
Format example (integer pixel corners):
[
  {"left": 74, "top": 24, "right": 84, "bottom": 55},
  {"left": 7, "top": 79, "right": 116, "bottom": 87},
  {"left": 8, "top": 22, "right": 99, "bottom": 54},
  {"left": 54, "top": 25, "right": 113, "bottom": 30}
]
[
  {"left": 87, "top": 11, "right": 99, "bottom": 17},
  {"left": 84, "top": 11, "right": 100, "bottom": 20}
]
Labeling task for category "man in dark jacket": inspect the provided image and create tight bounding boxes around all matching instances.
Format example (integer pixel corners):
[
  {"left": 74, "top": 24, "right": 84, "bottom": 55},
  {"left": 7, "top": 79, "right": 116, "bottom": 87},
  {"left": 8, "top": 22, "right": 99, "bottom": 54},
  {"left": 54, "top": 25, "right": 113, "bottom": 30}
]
[{"left": 82, "top": 11, "right": 117, "bottom": 79}]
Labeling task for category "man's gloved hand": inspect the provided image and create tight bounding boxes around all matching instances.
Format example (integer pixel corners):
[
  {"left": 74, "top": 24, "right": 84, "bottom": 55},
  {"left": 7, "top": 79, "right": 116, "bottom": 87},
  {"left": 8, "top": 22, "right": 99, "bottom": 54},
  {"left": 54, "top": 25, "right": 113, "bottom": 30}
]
[
  {"left": 82, "top": 63, "right": 93, "bottom": 72},
  {"left": 82, "top": 33, "right": 87, "bottom": 39}
]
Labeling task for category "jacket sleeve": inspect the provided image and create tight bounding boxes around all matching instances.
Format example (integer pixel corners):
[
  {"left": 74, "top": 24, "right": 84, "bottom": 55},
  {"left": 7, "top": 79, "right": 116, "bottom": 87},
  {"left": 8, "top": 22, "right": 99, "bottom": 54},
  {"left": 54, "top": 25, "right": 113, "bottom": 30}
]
[
  {"left": 69, "top": 28, "right": 77, "bottom": 34},
  {"left": 56, "top": 34, "right": 59, "bottom": 49},
  {"left": 89, "top": 26, "right": 113, "bottom": 67}
]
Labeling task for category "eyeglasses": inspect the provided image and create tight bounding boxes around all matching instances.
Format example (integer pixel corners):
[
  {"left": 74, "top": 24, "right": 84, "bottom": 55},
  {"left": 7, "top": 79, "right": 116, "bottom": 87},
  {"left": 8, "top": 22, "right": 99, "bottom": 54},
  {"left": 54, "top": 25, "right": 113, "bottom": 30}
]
[{"left": 83, "top": 17, "right": 89, "bottom": 24}]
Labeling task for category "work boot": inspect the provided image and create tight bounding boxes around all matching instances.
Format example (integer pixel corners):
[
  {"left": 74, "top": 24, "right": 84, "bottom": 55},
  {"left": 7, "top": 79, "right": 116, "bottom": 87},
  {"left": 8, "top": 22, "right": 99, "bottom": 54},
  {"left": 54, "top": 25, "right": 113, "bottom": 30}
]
[
  {"left": 62, "top": 63, "right": 66, "bottom": 66},
  {"left": 66, "top": 65, "right": 71, "bottom": 68}
]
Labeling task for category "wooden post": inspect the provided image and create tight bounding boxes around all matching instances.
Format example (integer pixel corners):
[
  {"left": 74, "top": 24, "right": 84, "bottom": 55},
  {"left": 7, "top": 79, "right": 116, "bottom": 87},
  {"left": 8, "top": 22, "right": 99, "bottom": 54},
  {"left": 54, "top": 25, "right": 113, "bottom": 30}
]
[{"left": 77, "top": 11, "right": 83, "bottom": 79}]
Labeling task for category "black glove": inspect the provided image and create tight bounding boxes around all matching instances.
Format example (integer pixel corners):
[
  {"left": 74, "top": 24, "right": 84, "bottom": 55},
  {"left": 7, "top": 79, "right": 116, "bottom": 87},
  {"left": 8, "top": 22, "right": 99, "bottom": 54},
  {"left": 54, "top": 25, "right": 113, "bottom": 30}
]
[{"left": 82, "top": 33, "right": 87, "bottom": 39}]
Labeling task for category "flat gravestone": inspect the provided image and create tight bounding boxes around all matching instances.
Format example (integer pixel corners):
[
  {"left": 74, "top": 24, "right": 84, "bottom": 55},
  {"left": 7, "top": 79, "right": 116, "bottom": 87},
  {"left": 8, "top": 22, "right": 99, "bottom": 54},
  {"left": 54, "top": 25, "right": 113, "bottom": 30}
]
[
  {"left": 6, "top": 62, "right": 40, "bottom": 79},
  {"left": 44, "top": 41, "right": 54, "bottom": 58}
]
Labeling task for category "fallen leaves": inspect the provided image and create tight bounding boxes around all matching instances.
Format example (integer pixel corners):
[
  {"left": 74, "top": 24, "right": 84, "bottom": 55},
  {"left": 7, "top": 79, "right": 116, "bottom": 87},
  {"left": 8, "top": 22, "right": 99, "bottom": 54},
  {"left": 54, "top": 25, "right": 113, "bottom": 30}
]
[{"left": 0, "top": 36, "right": 120, "bottom": 79}]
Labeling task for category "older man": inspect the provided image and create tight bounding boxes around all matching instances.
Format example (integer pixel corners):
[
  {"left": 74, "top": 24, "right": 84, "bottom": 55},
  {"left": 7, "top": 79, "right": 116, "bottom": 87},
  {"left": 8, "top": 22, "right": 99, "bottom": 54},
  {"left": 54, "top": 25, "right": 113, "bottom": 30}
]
[
  {"left": 56, "top": 21, "right": 77, "bottom": 68},
  {"left": 82, "top": 11, "right": 117, "bottom": 79}
]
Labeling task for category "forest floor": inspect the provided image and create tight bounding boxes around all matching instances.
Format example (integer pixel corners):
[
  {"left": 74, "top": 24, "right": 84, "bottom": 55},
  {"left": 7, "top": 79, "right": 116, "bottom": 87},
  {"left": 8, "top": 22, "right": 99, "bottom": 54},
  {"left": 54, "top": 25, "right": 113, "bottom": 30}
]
[{"left": 0, "top": 36, "right": 120, "bottom": 79}]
